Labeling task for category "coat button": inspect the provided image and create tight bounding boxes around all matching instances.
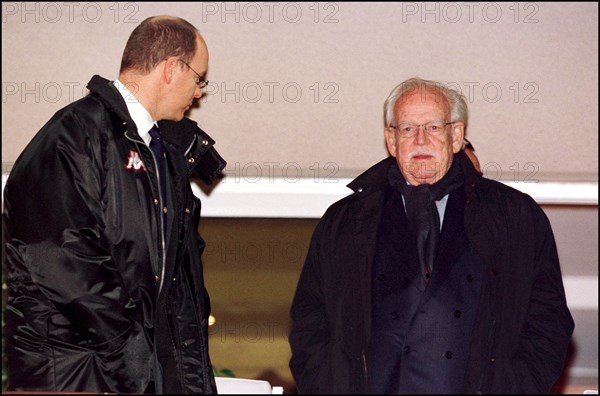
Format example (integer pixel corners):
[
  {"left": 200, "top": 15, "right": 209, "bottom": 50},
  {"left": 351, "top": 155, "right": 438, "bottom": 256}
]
[
  {"left": 390, "top": 311, "right": 399, "bottom": 320},
  {"left": 202, "top": 139, "right": 209, "bottom": 146},
  {"left": 454, "top": 310, "right": 462, "bottom": 318},
  {"left": 403, "top": 346, "right": 411, "bottom": 354},
  {"left": 154, "top": 199, "right": 159, "bottom": 205},
  {"left": 377, "top": 274, "right": 385, "bottom": 281},
  {"left": 188, "top": 157, "right": 195, "bottom": 164},
  {"left": 357, "top": 187, "right": 363, "bottom": 193},
  {"left": 445, "top": 351, "right": 453, "bottom": 359},
  {"left": 466, "top": 274, "right": 473, "bottom": 282}
]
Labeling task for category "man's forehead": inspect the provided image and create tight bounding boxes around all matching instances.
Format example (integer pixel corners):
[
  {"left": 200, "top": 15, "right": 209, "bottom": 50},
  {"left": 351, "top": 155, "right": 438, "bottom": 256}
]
[{"left": 394, "top": 91, "right": 450, "bottom": 114}]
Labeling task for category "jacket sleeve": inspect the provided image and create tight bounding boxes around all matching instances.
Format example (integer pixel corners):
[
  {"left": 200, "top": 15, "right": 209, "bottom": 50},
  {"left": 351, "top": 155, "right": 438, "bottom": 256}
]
[
  {"left": 288, "top": 218, "right": 333, "bottom": 393},
  {"left": 4, "top": 109, "right": 135, "bottom": 348},
  {"left": 507, "top": 202, "right": 575, "bottom": 393}
]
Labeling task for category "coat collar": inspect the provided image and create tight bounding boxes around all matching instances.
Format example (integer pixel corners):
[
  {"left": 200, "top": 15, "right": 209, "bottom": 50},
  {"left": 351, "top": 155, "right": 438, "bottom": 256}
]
[
  {"left": 87, "top": 75, "right": 135, "bottom": 127},
  {"left": 86, "top": 75, "right": 226, "bottom": 185},
  {"left": 347, "top": 157, "right": 396, "bottom": 196}
]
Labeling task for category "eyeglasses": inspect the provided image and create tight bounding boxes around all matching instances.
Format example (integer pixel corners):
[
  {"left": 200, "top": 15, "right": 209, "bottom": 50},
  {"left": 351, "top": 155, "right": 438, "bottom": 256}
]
[
  {"left": 389, "top": 121, "right": 453, "bottom": 138},
  {"left": 179, "top": 59, "right": 209, "bottom": 89}
]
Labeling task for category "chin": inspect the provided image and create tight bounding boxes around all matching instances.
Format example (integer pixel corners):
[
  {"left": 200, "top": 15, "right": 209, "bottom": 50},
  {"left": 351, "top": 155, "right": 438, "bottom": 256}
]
[
  {"left": 408, "top": 174, "right": 433, "bottom": 185},
  {"left": 409, "top": 166, "right": 442, "bottom": 184}
]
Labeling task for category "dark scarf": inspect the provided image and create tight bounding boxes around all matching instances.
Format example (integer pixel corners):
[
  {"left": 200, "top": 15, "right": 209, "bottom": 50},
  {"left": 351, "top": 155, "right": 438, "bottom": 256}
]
[{"left": 389, "top": 154, "right": 464, "bottom": 282}]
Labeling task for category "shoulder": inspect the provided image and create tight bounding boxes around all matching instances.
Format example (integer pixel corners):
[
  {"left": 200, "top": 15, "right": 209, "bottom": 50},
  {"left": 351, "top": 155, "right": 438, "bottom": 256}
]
[
  {"left": 318, "top": 158, "right": 392, "bottom": 225},
  {"left": 32, "top": 95, "right": 117, "bottom": 154},
  {"left": 320, "top": 192, "right": 358, "bottom": 221},
  {"left": 477, "top": 178, "right": 538, "bottom": 206},
  {"left": 14, "top": 90, "right": 124, "bottom": 173},
  {"left": 472, "top": 177, "right": 548, "bottom": 224}
]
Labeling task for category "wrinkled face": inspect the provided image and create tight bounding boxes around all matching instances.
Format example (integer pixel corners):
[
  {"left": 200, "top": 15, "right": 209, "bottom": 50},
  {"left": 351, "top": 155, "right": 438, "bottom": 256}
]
[
  {"left": 161, "top": 35, "right": 209, "bottom": 121},
  {"left": 384, "top": 88, "right": 464, "bottom": 185}
]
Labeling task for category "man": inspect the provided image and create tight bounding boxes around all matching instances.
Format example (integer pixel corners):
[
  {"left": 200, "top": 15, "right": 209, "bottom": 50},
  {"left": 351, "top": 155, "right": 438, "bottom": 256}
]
[
  {"left": 289, "top": 78, "right": 574, "bottom": 393},
  {"left": 4, "top": 16, "right": 225, "bottom": 394}
]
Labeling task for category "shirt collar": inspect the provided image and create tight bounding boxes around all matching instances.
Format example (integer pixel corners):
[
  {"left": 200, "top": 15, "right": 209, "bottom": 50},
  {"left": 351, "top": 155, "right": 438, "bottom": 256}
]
[{"left": 113, "top": 79, "right": 156, "bottom": 146}]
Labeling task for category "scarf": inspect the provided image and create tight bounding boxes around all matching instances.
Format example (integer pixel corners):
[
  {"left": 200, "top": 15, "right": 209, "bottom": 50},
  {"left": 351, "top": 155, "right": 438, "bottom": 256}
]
[{"left": 389, "top": 155, "right": 465, "bottom": 282}]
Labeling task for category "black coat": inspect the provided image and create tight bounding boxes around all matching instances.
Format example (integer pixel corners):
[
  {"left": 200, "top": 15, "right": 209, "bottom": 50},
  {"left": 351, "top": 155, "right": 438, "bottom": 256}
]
[
  {"left": 289, "top": 154, "right": 574, "bottom": 394},
  {"left": 4, "top": 75, "right": 225, "bottom": 393}
]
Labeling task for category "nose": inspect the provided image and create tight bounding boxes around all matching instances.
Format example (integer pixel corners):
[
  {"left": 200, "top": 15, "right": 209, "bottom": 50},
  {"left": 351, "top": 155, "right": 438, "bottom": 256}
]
[
  {"left": 194, "top": 86, "right": 203, "bottom": 99},
  {"left": 414, "top": 125, "right": 429, "bottom": 145}
]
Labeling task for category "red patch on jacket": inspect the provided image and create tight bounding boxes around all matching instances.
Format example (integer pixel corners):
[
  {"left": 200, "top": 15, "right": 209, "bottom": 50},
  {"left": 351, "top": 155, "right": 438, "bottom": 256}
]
[{"left": 125, "top": 150, "right": 146, "bottom": 171}]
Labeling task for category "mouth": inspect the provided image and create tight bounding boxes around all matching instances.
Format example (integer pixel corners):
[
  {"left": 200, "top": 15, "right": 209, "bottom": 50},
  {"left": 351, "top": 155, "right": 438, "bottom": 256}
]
[{"left": 412, "top": 154, "right": 434, "bottom": 160}]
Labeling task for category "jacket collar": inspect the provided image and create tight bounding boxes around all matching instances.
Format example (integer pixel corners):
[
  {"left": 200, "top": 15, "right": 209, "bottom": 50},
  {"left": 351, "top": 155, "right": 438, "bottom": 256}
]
[
  {"left": 85, "top": 75, "right": 226, "bottom": 185},
  {"left": 86, "top": 75, "right": 212, "bottom": 152},
  {"left": 347, "top": 157, "right": 396, "bottom": 196},
  {"left": 86, "top": 75, "right": 142, "bottom": 142},
  {"left": 87, "top": 75, "right": 135, "bottom": 126}
]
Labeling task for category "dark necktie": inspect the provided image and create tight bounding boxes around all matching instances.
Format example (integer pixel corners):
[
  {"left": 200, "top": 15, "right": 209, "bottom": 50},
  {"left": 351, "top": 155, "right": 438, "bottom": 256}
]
[
  {"left": 389, "top": 156, "right": 465, "bottom": 283},
  {"left": 402, "top": 185, "right": 439, "bottom": 282},
  {"left": 148, "top": 125, "right": 168, "bottom": 237}
]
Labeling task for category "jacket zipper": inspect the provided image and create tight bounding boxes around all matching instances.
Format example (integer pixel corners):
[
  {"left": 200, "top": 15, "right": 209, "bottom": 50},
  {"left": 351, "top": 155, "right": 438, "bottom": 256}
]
[
  {"left": 128, "top": 135, "right": 166, "bottom": 294},
  {"left": 150, "top": 147, "right": 167, "bottom": 294}
]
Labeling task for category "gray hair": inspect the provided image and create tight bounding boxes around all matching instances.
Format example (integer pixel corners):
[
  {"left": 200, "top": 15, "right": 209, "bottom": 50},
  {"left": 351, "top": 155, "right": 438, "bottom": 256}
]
[{"left": 383, "top": 77, "right": 468, "bottom": 128}]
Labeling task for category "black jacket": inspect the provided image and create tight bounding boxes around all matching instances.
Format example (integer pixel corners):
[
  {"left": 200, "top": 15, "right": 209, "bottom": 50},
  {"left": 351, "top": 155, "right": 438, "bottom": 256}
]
[
  {"left": 4, "top": 75, "right": 225, "bottom": 393},
  {"left": 289, "top": 153, "right": 574, "bottom": 394}
]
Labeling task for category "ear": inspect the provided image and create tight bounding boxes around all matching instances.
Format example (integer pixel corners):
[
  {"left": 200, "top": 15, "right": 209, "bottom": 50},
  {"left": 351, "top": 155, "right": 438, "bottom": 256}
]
[
  {"left": 162, "top": 57, "right": 179, "bottom": 84},
  {"left": 384, "top": 127, "right": 398, "bottom": 157},
  {"left": 450, "top": 122, "right": 465, "bottom": 153}
]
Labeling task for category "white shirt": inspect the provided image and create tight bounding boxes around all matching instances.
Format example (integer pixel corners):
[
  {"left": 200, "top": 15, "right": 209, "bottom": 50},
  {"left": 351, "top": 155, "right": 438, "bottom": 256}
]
[{"left": 112, "top": 79, "right": 156, "bottom": 146}]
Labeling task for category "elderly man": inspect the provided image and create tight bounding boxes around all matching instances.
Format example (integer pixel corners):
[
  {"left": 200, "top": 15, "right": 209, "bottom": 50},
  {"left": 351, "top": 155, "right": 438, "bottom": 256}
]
[{"left": 289, "top": 77, "right": 573, "bottom": 394}]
